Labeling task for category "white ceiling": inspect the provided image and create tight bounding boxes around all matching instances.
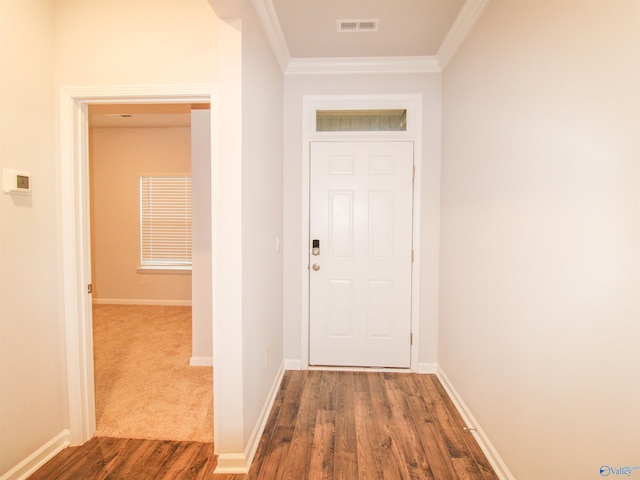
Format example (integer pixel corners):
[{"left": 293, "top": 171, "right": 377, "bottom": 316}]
[{"left": 272, "top": 0, "right": 465, "bottom": 58}]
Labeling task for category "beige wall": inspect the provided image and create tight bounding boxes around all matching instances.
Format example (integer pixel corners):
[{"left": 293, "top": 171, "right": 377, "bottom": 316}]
[
  {"left": 440, "top": 1, "right": 640, "bottom": 478},
  {"left": 2, "top": 0, "right": 222, "bottom": 475},
  {"left": 0, "top": 0, "right": 65, "bottom": 476},
  {"left": 89, "top": 126, "right": 192, "bottom": 303},
  {"left": 54, "top": 0, "right": 218, "bottom": 86}
]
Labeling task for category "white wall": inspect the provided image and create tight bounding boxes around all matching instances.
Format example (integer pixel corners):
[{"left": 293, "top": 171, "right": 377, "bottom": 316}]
[
  {"left": 282, "top": 73, "right": 442, "bottom": 369},
  {"left": 240, "top": 6, "right": 284, "bottom": 444},
  {"left": 211, "top": 1, "right": 284, "bottom": 467},
  {"left": 89, "top": 126, "right": 192, "bottom": 303},
  {"left": 0, "top": 0, "right": 66, "bottom": 477},
  {"left": 211, "top": 16, "right": 245, "bottom": 459},
  {"left": 440, "top": 1, "right": 640, "bottom": 479}
]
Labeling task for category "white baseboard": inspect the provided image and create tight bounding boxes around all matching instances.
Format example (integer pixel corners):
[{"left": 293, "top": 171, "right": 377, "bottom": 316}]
[
  {"left": 214, "top": 360, "right": 286, "bottom": 474},
  {"left": 190, "top": 356, "right": 213, "bottom": 367},
  {"left": 436, "top": 366, "right": 514, "bottom": 480},
  {"left": 284, "top": 358, "right": 302, "bottom": 370},
  {"left": 93, "top": 298, "right": 192, "bottom": 306},
  {"left": 212, "top": 453, "right": 248, "bottom": 473},
  {"left": 418, "top": 362, "right": 437, "bottom": 374},
  {"left": 0, "top": 430, "right": 70, "bottom": 480}
]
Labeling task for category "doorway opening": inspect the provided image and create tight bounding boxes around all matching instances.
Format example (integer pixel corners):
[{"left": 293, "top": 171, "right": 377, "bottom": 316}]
[
  {"left": 60, "top": 86, "right": 217, "bottom": 447},
  {"left": 87, "top": 103, "right": 212, "bottom": 442}
]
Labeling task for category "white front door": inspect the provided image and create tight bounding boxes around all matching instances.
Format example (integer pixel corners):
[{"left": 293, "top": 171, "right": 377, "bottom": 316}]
[{"left": 309, "top": 141, "right": 414, "bottom": 368}]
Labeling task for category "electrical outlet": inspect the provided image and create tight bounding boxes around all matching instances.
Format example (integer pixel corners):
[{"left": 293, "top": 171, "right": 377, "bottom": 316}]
[{"left": 264, "top": 346, "right": 269, "bottom": 366}]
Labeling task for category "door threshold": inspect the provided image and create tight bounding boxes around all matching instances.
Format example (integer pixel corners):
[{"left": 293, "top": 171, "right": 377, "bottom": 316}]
[{"left": 307, "top": 365, "right": 412, "bottom": 373}]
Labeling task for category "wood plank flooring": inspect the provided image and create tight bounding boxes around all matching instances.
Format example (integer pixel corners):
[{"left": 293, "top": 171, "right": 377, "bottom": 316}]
[
  {"left": 27, "top": 437, "right": 218, "bottom": 480},
  {"left": 28, "top": 371, "right": 497, "bottom": 480},
  {"left": 244, "top": 371, "right": 497, "bottom": 480}
]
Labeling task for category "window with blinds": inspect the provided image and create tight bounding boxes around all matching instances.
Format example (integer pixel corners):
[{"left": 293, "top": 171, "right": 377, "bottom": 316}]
[{"left": 140, "top": 175, "right": 192, "bottom": 268}]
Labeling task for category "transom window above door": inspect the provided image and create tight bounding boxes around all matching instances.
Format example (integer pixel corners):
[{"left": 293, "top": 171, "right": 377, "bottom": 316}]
[{"left": 316, "top": 109, "right": 407, "bottom": 132}]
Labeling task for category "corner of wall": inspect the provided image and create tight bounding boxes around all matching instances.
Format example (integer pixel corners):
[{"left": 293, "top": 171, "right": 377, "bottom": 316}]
[
  {"left": 214, "top": 361, "right": 285, "bottom": 474},
  {"left": 436, "top": 366, "right": 515, "bottom": 480},
  {"left": 0, "top": 431, "right": 70, "bottom": 480}
]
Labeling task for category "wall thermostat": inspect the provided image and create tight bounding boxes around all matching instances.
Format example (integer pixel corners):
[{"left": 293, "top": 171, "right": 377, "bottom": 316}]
[{"left": 3, "top": 169, "right": 31, "bottom": 195}]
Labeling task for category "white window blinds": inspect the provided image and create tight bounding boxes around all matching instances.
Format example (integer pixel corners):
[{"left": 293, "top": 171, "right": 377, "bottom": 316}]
[{"left": 140, "top": 175, "right": 192, "bottom": 267}]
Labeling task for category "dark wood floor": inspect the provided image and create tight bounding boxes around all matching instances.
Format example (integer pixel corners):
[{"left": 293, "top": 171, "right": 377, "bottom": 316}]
[
  {"left": 247, "top": 371, "right": 497, "bottom": 480},
  {"left": 27, "top": 436, "right": 217, "bottom": 480},
  {"left": 29, "top": 371, "right": 497, "bottom": 479}
]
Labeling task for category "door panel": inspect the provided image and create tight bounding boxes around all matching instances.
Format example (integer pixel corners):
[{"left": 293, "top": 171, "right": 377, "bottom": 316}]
[
  {"left": 329, "top": 191, "right": 353, "bottom": 258},
  {"left": 309, "top": 141, "right": 414, "bottom": 368}
]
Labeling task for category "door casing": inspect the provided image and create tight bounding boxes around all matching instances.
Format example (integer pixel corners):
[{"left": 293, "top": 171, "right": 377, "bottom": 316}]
[
  {"left": 301, "top": 94, "right": 423, "bottom": 371},
  {"left": 60, "top": 85, "right": 218, "bottom": 446}
]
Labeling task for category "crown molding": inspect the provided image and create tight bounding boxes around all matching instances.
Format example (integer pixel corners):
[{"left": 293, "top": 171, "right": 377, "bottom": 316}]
[
  {"left": 436, "top": 0, "right": 490, "bottom": 70},
  {"left": 286, "top": 56, "right": 441, "bottom": 75},
  {"left": 251, "top": 0, "right": 291, "bottom": 72},
  {"left": 251, "top": 0, "right": 487, "bottom": 74}
]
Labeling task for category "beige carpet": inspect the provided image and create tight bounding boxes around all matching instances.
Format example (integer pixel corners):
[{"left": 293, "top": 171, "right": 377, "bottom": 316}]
[{"left": 92, "top": 304, "right": 213, "bottom": 443}]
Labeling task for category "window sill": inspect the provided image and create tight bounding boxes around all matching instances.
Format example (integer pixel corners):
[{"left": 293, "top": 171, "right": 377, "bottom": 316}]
[{"left": 137, "top": 266, "right": 192, "bottom": 275}]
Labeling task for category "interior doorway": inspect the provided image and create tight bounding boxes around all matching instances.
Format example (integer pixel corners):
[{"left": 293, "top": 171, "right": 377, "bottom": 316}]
[
  {"left": 60, "top": 86, "right": 218, "bottom": 447},
  {"left": 87, "top": 103, "right": 213, "bottom": 442}
]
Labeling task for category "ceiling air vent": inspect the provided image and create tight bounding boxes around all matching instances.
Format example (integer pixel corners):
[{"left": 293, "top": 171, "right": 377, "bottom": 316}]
[{"left": 337, "top": 19, "right": 379, "bottom": 33}]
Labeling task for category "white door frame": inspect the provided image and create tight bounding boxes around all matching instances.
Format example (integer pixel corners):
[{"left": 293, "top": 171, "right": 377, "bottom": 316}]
[
  {"left": 59, "top": 84, "right": 217, "bottom": 445},
  {"left": 301, "top": 94, "right": 423, "bottom": 372}
]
